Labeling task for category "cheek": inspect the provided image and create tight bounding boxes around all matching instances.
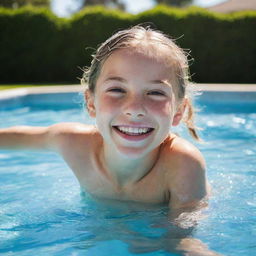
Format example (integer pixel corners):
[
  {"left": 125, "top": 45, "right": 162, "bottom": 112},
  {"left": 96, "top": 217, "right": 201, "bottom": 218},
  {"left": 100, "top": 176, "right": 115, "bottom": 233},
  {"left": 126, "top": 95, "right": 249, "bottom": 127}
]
[
  {"left": 147, "top": 100, "right": 173, "bottom": 117},
  {"left": 96, "top": 95, "right": 120, "bottom": 113}
]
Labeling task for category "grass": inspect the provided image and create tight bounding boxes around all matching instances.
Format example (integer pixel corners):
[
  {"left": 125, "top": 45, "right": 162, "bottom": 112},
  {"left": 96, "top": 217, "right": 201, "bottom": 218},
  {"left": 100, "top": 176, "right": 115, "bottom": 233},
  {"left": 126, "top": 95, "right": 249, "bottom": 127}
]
[{"left": 0, "top": 83, "right": 77, "bottom": 91}]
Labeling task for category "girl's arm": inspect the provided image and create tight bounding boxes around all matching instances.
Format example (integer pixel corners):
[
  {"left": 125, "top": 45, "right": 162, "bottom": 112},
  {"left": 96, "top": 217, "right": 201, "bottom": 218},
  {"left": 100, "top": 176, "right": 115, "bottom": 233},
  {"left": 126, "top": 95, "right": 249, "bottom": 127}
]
[
  {"left": 0, "top": 123, "right": 90, "bottom": 151},
  {"left": 0, "top": 126, "right": 52, "bottom": 150}
]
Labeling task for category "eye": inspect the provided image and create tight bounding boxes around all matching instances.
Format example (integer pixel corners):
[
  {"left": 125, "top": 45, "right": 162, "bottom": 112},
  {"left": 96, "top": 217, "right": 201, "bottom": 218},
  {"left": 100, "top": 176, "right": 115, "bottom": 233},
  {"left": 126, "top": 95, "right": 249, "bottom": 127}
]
[
  {"left": 147, "top": 90, "right": 166, "bottom": 97},
  {"left": 107, "top": 87, "right": 125, "bottom": 94}
]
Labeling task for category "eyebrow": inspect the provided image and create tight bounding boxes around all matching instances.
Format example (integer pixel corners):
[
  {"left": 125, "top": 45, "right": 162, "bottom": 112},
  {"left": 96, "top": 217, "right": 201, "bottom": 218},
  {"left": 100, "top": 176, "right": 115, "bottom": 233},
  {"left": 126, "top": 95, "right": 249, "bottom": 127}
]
[
  {"left": 104, "top": 76, "right": 172, "bottom": 88},
  {"left": 104, "top": 76, "right": 127, "bottom": 83}
]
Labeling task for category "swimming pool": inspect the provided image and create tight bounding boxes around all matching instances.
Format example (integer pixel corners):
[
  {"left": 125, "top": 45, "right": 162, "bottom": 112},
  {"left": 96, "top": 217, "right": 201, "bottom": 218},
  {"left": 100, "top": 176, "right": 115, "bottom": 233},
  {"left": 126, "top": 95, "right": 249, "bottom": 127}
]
[{"left": 0, "top": 88, "right": 255, "bottom": 256}]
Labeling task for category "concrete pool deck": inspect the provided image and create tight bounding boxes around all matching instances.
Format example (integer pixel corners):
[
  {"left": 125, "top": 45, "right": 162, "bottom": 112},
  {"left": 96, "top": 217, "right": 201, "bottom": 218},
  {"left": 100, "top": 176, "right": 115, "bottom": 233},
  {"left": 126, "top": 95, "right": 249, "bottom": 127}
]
[{"left": 0, "top": 83, "right": 256, "bottom": 101}]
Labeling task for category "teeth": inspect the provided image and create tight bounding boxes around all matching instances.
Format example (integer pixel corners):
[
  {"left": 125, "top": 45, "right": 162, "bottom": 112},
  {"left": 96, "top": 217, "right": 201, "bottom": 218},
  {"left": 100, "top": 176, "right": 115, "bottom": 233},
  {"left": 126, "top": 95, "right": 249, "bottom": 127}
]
[{"left": 116, "top": 126, "right": 151, "bottom": 135}]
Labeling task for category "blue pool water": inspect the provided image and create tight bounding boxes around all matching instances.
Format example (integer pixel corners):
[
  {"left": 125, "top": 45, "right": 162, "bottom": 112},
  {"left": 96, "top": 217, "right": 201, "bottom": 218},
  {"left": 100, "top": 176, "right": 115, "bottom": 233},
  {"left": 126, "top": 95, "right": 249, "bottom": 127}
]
[{"left": 0, "top": 91, "right": 255, "bottom": 256}]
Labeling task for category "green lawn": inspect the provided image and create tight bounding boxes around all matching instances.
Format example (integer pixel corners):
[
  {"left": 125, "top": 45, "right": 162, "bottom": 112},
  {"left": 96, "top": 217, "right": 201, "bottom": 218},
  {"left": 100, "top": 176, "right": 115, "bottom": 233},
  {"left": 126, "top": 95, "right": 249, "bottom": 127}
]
[
  {"left": 0, "top": 83, "right": 71, "bottom": 91},
  {"left": 0, "top": 85, "right": 36, "bottom": 90}
]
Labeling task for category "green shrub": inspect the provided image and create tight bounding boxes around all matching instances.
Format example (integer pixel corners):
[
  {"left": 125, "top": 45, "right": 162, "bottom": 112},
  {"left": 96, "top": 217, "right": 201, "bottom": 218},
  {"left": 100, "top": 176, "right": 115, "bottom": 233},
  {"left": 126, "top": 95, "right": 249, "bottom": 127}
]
[
  {"left": 0, "top": 6, "right": 64, "bottom": 82},
  {"left": 65, "top": 6, "right": 132, "bottom": 82},
  {"left": 0, "top": 5, "right": 255, "bottom": 83}
]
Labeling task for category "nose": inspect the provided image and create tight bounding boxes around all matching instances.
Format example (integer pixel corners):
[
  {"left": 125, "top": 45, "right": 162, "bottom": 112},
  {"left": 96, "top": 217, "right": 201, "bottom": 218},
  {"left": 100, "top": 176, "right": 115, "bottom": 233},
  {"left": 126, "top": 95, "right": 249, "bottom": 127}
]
[{"left": 123, "top": 94, "right": 146, "bottom": 118}]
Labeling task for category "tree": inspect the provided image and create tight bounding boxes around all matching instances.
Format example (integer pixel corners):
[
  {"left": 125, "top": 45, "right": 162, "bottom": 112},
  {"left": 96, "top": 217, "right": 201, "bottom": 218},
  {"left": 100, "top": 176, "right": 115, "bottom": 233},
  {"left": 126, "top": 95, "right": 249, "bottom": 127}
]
[
  {"left": 154, "top": 0, "right": 193, "bottom": 7},
  {"left": 75, "top": 0, "right": 125, "bottom": 11},
  {"left": 0, "top": 0, "right": 50, "bottom": 9}
]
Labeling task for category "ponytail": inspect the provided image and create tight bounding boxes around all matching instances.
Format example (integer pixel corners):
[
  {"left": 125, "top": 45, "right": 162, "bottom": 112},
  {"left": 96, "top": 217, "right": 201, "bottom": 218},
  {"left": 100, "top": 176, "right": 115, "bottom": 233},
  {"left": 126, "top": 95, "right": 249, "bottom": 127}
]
[{"left": 183, "top": 98, "right": 201, "bottom": 141}]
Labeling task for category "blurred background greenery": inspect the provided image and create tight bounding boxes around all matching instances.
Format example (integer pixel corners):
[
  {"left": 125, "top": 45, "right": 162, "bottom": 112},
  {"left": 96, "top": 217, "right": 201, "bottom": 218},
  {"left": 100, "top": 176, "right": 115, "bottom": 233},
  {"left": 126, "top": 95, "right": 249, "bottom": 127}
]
[
  {"left": 0, "top": 0, "right": 255, "bottom": 85},
  {"left": 0, "top": 0, "right": 212, "bottom": 14}
]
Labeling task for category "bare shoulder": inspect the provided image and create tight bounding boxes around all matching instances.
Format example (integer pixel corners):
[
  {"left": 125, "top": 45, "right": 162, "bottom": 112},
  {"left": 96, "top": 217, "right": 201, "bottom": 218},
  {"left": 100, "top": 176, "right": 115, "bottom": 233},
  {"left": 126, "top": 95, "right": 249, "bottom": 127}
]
[
  {"left": 47, "top": 122, "right": 100, "bottom": 150},
  {"left": 162, "top": 135, "right": 205, "bottom": 168},
  {"left": 162, "top": 135, "right": 208, "bottom": 208}
]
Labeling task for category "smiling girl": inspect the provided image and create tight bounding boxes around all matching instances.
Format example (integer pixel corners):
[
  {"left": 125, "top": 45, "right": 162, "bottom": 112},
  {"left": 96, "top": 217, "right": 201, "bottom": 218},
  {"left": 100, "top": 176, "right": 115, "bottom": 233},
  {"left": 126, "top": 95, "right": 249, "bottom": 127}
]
[{"left": 0, "top": 25, "right": 208, "bottom": 210}]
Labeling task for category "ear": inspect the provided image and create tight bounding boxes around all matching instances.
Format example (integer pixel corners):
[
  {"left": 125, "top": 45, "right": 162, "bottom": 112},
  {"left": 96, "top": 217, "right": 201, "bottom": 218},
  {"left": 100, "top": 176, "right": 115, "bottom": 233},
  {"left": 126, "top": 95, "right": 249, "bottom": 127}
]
[
  {"left": 85, "top": 89, "right": 96, "bottom": 118},
  {"left": 172, "top": 98, "right": 187, "bottom": 126}
]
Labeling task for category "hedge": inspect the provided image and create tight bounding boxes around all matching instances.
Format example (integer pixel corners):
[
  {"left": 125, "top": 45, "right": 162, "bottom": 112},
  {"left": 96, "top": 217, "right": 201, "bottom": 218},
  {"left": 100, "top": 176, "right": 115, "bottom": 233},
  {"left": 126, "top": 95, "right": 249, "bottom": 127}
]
[{"left": 0, "top": 5, "right": 256, "bottom": 84}]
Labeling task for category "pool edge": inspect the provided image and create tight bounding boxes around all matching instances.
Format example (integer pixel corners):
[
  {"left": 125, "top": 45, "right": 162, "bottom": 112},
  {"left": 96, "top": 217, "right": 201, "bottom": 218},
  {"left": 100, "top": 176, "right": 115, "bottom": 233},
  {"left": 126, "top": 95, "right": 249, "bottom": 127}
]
[
  {"left": 0, "top": 85, "right": 83, "bottom": 100},
  {"left": 1, "top": 84, "right": 256, "bottom": 101}
]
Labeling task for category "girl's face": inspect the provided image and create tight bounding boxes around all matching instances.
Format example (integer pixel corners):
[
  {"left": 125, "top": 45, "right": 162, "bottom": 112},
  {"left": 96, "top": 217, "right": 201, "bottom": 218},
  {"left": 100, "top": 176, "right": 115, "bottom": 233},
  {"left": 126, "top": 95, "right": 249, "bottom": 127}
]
[{"left": 86, "top": 49, "right": 184, "bottom": 157}]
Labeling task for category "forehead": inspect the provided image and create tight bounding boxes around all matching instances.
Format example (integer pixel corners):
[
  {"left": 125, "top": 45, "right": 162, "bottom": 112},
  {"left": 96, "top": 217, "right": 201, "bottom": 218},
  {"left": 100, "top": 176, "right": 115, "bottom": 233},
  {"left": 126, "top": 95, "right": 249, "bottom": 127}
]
[{"left": 99, "top": 48, "right": 173, "bottom": 81}]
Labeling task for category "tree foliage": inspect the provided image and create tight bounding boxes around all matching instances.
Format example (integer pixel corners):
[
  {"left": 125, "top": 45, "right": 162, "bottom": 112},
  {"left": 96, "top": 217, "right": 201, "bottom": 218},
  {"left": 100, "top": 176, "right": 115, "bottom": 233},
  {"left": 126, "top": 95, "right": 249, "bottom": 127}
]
[
  {"left": 71, "top": 0, "right": 193, "bottom": 13},
  {"left": 76, "top": 0, "right": 125, "bottom": 11},
  {"left": 154, "top": 0, "right": 193, "bottom": 7},
  {"left": 0, "top": 0, "right": 50, "bottom": 8}
]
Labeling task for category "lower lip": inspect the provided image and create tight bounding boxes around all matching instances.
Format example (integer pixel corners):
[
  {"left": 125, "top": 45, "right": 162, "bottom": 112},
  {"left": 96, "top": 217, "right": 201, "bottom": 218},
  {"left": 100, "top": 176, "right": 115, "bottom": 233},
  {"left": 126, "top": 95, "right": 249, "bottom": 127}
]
[{"left": 113, "top": 127, "right": 154, "bottom": 141}]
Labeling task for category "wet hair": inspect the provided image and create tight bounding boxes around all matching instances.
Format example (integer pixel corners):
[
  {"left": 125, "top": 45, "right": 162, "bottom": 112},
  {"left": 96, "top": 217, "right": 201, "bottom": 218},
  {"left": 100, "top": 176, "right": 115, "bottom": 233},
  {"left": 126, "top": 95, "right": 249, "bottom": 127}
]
[{"left": 81, "top": 25, "right": 200, "bottom": 140}]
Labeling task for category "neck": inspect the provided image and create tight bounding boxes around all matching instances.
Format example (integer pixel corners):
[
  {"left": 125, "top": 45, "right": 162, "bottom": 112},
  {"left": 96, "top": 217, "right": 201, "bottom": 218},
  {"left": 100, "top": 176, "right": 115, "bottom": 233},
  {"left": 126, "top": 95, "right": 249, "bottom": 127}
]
[{"left": 100, "top": 143, "right": 161, "bottom": 187}]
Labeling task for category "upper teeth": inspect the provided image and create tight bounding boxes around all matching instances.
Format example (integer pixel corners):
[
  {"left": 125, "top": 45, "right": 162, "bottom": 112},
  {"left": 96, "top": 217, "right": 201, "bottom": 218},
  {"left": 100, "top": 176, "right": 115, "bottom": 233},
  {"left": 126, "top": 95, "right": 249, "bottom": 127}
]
[{"left": 117, "top": 126, "right": 151, "bottom": 134}]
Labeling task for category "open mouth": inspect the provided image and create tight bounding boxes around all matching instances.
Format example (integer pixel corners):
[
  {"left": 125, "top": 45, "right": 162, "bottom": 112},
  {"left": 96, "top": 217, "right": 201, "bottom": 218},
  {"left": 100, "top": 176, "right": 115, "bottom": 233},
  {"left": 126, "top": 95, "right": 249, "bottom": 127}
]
[{"left": 113, "top": 126, "right": 154, "bottom": 136}]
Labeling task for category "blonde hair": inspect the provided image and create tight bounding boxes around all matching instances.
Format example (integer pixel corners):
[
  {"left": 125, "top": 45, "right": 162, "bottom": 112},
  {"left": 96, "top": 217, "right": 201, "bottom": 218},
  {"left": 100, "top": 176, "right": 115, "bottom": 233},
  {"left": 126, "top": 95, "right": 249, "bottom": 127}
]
[{"left": 82, "top": 25, "right": 200, "bottom": 140}]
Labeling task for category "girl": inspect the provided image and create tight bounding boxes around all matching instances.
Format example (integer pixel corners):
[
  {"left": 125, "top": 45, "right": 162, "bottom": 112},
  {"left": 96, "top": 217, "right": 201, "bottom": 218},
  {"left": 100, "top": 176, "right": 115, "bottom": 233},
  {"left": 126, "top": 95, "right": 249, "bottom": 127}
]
[{"left": 0, "top": 25, "right": 208, "bottom": 212}]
